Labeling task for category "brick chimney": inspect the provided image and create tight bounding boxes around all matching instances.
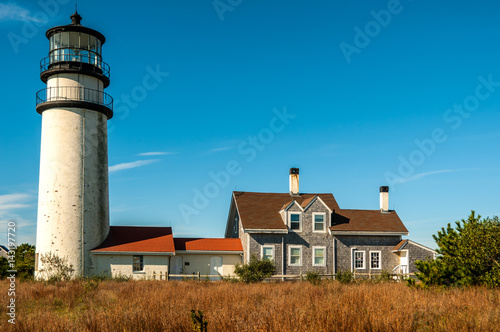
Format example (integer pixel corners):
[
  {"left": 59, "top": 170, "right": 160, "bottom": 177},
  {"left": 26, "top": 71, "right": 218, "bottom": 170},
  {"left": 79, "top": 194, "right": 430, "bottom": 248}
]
[
  {"left": 289, "top": 168, "right": 299, "bottom": 196},
  {"left": 380, "top": 186, "right": 389, "bottom": 212}
]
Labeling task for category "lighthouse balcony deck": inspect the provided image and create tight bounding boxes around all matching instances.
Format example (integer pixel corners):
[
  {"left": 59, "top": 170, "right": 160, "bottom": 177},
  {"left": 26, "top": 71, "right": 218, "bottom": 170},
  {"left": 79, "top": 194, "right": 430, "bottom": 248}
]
[
  {"left": 36, "top": 86, "right": 113, "bottom": 119},
  {"left": 40, "top": 55, "right": 110, "bottom": 88}
]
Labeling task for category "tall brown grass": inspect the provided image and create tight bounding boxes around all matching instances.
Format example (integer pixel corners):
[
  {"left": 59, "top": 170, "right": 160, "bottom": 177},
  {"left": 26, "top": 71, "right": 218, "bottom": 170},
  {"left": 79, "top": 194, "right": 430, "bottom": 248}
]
[{"left": 1, "top": 279, "right": 499, "bottom": 331}]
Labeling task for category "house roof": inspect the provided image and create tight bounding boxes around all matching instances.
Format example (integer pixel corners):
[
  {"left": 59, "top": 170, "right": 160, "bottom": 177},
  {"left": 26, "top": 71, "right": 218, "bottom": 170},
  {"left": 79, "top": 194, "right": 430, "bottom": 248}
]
[
  {"left": 393, "top": 239, "right": 436, "bottom": 253},
  {"left": 233, "top": 191, "right": 339, "bottom": 230},
  {"left": 392, "top": 239, "right": 408, "bottom": 251},
  {"left": 174, "top": 238, "right": 243, "bottom": 252},
  {"left": 91, "top": 226, "right": 175, "bottom": 253},
  {"left": 330, "top": 209, "right": 409, "bottom": 234}
]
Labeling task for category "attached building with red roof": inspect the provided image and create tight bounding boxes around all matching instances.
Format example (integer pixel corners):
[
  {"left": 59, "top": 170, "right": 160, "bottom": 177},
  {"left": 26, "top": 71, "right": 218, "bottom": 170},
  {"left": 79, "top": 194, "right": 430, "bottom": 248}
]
[{"left": 89, "top": 227, "right": 243, "bottom": 279}]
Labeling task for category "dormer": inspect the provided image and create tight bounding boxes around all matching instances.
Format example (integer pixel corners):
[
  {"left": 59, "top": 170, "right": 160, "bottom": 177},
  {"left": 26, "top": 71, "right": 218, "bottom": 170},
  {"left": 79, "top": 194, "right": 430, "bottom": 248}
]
[{"left": 279, "top": 200, "right": 304, "bottom": 232}]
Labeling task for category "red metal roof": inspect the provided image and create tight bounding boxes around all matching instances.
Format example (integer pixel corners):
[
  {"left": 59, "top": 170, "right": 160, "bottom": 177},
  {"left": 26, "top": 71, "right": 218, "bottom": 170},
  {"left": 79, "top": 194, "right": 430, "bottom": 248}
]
[
  {"left": 174, "top": 238, "right": 243, "bottom": 252},
  {"left": 233, "top": 191, "right": 340, "bottom": 230},
  {"left": 91, "top": 226, "right": 175, "bottom": 253},
  {"left": 330, "top": 209, "right": 409, "bottom": 234}
]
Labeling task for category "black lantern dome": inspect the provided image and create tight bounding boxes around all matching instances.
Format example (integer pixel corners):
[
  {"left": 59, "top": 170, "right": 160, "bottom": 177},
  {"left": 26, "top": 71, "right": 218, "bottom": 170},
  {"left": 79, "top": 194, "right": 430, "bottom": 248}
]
[
  {"left": 36, "top": 12, "right": 112, "bottom": 119},
  {"left": 40, "top": 11, "right": 109, "bottom": 87}
]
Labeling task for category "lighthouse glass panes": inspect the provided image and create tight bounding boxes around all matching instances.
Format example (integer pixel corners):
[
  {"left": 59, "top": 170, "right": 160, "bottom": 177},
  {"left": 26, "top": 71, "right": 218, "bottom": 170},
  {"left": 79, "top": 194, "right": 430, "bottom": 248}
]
[{"left": 49, "top": 32, "right": 102, "bottom": 66}]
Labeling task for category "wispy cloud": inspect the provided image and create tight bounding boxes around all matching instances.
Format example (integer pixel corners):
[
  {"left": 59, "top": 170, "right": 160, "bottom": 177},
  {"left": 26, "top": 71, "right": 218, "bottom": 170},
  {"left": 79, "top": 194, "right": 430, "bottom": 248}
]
[
  {"left": 137, "top": 152, "right": 175, "bottom": 156},
  {"left": 0, "top": 193, "right": 32, "bottom": 212},
  {"left": 109, "top": 159, "right": 159, "bottom": 173},
  {"left": 208, "top": 146, "right": 233, "bottom": 153},
  {"left": 393, "top": 168, "right": 489, "bottom": 185},
  {"left": 0, "top": 193, "right": 36, "bottom": 244},
  {"left": 0, "top": 3, "right": 46, "bottom": 23}
]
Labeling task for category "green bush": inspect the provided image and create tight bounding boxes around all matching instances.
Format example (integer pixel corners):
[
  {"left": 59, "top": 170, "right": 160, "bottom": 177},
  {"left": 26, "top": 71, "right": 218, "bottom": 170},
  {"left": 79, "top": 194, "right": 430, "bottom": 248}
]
[
  {"left": 336, "top": 270, "right": 353, "bottom": 284},
  {"left": 305, "top": 271, "right": 321, "bottom": 285},
  {"left": 234, "top": 255, "right": 275, "bottom": 283},
  {"left": 416, "top": 211, "right": 500, "bottom": 287}
]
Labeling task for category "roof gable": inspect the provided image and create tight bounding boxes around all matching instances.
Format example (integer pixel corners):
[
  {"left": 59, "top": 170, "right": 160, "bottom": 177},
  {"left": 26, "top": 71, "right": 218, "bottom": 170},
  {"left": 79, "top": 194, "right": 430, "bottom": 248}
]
[
  {"left": 91, "top": 226, "right": 175, "bottom": 253},
  {"left": 233, "top": 191, "right": 339, "bottom": 231},
  {"left": 280, "top": 200, "right": 303, "bottom": 212},
  {"left": 302, "top": 195, "right": 332, "bottom": 213}
]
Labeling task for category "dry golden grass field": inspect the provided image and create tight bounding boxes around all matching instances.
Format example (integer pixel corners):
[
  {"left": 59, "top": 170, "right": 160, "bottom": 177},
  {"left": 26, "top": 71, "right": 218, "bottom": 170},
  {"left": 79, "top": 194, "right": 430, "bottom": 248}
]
[{"left": 1, "top": 279, "right": 499, "bottom": 331}]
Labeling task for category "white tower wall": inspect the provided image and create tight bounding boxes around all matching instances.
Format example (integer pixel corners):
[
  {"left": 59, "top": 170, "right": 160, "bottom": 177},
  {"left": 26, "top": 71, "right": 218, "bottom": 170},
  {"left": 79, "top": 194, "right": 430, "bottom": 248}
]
[{"left": 36, "top": 107, "right": 109, "bottom": 277}]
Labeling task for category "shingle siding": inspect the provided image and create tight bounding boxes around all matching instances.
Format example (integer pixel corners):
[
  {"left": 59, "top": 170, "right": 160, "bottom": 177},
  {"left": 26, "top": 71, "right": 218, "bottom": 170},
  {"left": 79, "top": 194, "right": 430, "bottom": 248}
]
[
  {"left": 406, "top": 242, "right": 436, "bottom": 273},
  {"left": 249, "top": 235, "right": 284, "bottom": 274},
  {"left": 334, "top": 235, "right": 402, "bottom": 273}
]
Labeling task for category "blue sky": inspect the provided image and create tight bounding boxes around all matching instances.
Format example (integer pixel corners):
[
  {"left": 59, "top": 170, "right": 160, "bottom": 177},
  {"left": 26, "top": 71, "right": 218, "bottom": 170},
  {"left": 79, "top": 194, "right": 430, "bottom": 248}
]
[{"left": 0, "top": 0, "right": 499, "bottom": 249}]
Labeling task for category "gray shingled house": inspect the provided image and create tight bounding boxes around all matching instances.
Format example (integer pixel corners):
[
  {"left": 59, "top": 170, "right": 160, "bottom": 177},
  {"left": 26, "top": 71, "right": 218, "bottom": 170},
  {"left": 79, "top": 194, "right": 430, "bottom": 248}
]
[{"left": 224, "top": 168, "right": 436, "bottom": 277}]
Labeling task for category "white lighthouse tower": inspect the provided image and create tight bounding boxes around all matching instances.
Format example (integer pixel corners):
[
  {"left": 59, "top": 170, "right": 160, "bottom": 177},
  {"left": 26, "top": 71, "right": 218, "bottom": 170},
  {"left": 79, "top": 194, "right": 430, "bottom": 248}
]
[{"left": 35, "top": 11, "right": 112, "bottom": 278}]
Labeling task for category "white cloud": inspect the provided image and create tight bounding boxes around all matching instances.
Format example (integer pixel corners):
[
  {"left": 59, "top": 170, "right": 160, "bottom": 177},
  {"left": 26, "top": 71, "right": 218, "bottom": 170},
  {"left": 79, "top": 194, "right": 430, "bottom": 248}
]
[
  {"left": 0, "top": 193, "right": 32, "bottom": 212},
  {"left": 208, "top": 146, "right": 233, "bottom": 153},
  {"left": 393, "top": 168, "right": 489, "bottom": 185},
  {"left": 137, "top": 152, "right": 175, "bottom": 156},
  {"left": 0, "top": 3, "right": 46, "bottom": 23},
  {"left": 109, "top": 159, "right": 159, "bottom": 173},
  {"left": 0, "top": 193, "right": 36, "bottom": 245},
  {"left": 394, "top": 170, "right": 453, "bottom": 184}
]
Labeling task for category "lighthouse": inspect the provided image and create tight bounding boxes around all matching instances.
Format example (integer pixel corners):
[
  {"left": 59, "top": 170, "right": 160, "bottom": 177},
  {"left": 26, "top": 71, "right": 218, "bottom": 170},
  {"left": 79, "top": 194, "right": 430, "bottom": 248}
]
[{"left": 35, "top": 11, "right": 112, "bottom": 278}]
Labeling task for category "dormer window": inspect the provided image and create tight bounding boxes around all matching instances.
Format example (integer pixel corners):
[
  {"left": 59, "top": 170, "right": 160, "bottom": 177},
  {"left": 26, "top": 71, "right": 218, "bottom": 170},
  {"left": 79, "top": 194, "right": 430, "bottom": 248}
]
[
  {"left": 289, "top": 212, "right": 302, "bottom": 232},
  {"left": 312, "top": 212, "right": 326, "bottom": 232}
]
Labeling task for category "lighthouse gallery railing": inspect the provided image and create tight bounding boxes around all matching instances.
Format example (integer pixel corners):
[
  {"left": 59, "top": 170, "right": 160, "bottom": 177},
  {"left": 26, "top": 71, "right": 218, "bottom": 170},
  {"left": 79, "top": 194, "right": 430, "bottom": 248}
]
[
  {"left": 40, "top": 53, "right": 110, "bottom": 79},
  {"left": 36, "top": 86, "right": 113, "bottom": 111}
]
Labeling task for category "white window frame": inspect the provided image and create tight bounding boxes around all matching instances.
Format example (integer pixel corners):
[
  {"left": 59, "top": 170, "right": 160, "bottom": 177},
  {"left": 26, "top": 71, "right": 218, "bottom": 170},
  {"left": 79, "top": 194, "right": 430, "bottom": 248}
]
[
  {"left": 288, "top": 212, "right": 302, "bottom": 232},
  {"left": 369, "top": 251, "right": 381, "bottom": 270},
  {"left": 261, "top": 245, "right": 275, "bottom": 262},
  {"left": 312, "top": 246, "right": 326, "bottom": 266},
  {"left": 133, "top": 255, "right": 144, "bottom": 272},
  {"left": 288, "top": 245, "right": 302, "bottom": 266},
  {"left": 354, "top": 250, "right": 365, "bottom": 270},
  {"left": 312, "top": 212, "right": 326, "bottom": 233}
]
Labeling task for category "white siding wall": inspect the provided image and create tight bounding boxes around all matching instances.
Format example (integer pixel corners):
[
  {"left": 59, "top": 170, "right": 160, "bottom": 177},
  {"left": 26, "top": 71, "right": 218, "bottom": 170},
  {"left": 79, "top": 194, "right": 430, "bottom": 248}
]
[
  {"left": 172, "top": 254, "right": 242, "bottom": 277},
  {"left": 93, "top": 254, "right": 169, "bottom": 280}
]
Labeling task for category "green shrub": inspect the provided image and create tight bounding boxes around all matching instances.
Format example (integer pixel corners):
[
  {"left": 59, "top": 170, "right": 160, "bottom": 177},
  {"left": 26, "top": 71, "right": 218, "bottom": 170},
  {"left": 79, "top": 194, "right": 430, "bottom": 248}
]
[
  {"left": 190, "top": 310, "right": 208, "bottom": 332},
  {"left": 336, "top": 270, "right": 353, "bottom": 284},
  {"left": 234, "top": 255, "right": 275, "bottom": 283},
  {"left": 305, "top": 271, "right": 321, "bottom": 285}
]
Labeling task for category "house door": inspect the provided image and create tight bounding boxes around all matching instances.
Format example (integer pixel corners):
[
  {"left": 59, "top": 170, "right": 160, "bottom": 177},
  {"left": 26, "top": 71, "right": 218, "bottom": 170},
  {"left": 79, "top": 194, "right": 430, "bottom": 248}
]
[
  {"left": 210, "top": 256, "right": 223, "bottom": 280},
  {"left": 400, "top": 250, "right": 408, "bottom": 274},
  {"left": 171, "top": 256, "right": 183, "bottom": 275}
]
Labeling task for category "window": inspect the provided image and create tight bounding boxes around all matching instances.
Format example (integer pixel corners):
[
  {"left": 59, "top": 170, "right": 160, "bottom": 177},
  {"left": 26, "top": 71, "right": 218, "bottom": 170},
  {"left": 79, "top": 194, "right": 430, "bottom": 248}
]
[
  {"left": 370, "top": 251, "right": 381, "bottom": 269},
  {"left": 312, "top": 213, "right": 326, "bottom": 232},
  {"left": 288, "top": 246, "right": 302, "bottom": 266},
  {"left": 313, "top": 246, "right": 326, "bottom": 266},
  {"left": 354, "top": 251, "right": 365, "bottom": 269},
  {"left": 289, "top": 212, "right": 302, "bottom": 231},
  {"left": 133, "top": 255, "right": 144, "bottom": 272},
  {"left": 262, "top": 246, "right": 275, "bottom": 261}
]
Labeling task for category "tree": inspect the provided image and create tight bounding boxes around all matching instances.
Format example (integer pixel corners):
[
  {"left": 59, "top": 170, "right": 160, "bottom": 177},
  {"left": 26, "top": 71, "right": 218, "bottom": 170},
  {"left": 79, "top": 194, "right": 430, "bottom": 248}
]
[
  {"left": 234, "top": 254, "right": 276, "bottom": 283},
  {"left": 14, "top": 243, "right": 36, "bottom": 280},
  {"left": 416, "top": 211, "right": 500, "bottom": 287},
  {"left": 0, "top": 256, "right": 9, "bottom": 278}
]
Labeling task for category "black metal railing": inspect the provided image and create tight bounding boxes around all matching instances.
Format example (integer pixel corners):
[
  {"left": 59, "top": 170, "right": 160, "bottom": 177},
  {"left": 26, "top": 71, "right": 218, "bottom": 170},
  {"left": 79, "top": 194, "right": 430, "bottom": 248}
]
[
  {"left": 36, "top": 86, "right": 113, "bottom": 111},
  {"left": 40, "top": 53, "right": 110, "bottom": 79}
]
